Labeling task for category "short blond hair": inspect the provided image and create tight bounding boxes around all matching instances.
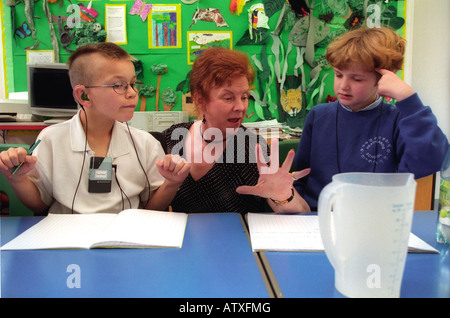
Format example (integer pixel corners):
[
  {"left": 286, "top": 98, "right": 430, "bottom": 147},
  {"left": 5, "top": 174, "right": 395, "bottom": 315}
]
[
  {"left": 67, "top": 42, "right": 134, "bottom": 87},
  {"left": 326, "top": 26, "right": 405, "bottom": 72}
]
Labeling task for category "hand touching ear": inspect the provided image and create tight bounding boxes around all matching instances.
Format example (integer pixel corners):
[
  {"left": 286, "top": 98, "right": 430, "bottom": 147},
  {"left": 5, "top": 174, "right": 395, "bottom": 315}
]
[{"left": 376, "top": 68, "right": 415, "bottom": 102}]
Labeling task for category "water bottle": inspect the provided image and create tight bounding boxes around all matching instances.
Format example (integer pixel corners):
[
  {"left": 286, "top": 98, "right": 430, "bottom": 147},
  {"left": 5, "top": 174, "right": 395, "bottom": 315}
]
[{"left": 437, "top": 148, "right": 450, "bottom": 244}]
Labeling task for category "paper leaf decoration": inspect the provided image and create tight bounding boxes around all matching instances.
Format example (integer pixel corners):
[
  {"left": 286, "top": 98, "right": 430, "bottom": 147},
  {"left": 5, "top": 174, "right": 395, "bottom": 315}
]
[
  {"left": 248, "top": 4, "right": 269, "bottom": 30},
  {"left": 289, "top": 15, "right": 330, "bottom": 47},
  {"left": 262, "top": 0, "right": 284, "bottom": 17}
]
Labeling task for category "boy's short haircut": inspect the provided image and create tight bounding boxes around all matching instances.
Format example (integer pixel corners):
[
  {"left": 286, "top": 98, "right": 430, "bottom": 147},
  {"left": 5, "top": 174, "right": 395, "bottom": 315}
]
[
  {"left": 67, "top": 42, "right": 134, "bottom": 87},
  {"left": 326, "top": 26, "right": 406, "bottom": 73}
]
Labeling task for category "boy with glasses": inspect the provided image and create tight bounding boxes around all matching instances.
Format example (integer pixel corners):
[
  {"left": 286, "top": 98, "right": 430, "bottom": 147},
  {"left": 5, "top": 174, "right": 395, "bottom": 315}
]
[{"left": 0, "top": 42, "right": 189, "bottom": 214}]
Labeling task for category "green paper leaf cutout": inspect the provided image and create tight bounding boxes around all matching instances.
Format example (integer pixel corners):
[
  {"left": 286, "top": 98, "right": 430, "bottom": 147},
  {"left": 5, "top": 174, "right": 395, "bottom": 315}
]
[{"left": 289, "top": 15, "right": 330, "bottom": 47}]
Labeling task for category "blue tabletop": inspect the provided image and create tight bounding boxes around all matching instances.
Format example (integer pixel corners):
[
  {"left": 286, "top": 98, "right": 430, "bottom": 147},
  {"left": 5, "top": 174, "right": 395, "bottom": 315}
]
[
  {"left": 263, "top": 211, "right": 450, "bottom": 298},
  {"left": 1, "top": 213, "right": 270, "bottom": 298}
]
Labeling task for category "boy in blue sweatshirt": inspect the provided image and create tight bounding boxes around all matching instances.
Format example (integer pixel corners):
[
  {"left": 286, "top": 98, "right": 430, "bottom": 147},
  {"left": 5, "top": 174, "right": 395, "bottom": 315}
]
[{"left": 293, "top": 26, "right": 449, "bottom": 211}]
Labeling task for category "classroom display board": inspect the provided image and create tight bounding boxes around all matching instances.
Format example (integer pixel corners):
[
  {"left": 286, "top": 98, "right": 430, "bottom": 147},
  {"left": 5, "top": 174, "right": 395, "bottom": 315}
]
[{"left": 1, "top": 0, "right": 406, "bottom": 127}]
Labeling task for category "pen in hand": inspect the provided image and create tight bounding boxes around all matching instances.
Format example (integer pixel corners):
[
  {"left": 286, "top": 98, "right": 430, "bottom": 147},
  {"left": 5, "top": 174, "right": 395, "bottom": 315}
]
[{"left": 11, "top": 139, "right": 41, "bottom": 175}]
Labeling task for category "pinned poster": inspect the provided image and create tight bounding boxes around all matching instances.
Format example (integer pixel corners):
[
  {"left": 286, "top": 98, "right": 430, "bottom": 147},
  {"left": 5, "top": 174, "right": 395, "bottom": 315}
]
[
  {"left": 187, "top": 31, "right": 232, "bottom": 64},
  {"left": 148, "top": 4, "right": 181, "bottom": 49},
  {"left": 105, "top": 4, "right": 127, "bottom": 45}
]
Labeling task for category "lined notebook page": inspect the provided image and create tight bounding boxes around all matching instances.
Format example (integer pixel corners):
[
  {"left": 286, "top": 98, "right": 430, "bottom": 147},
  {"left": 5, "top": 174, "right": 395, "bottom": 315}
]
[
  {"left": 1, "top": 210, "right": 188, "bottom": 250},
  {"left": 247, "top": 213, "right": 323, "bottom": 252},
  {"left": 247, "top": 213, "right": 439, "bottom": 253},
  {"left": 1, "top": 213, "right": 117, "bottom": 250},
  {"left": 92, "top": 209, "right": 187, "bottom": 248}
]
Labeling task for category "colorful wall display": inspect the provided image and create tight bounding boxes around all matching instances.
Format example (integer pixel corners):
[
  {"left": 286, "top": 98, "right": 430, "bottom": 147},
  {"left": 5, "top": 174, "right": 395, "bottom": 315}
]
[
  {"left": 187, "top": 31, "right": 232, "bottom": 64},
  {"left": 148, "top": 4, "right": 181, "bottom": 49},
  {"left": 1, "top": 0, "right": 407, "bottom": 127}
]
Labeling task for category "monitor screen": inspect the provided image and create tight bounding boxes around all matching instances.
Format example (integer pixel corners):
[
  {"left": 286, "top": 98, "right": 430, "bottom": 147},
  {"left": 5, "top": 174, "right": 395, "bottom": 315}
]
[{"left": 27, "top": 63, "right": 78, "bottom": 118}]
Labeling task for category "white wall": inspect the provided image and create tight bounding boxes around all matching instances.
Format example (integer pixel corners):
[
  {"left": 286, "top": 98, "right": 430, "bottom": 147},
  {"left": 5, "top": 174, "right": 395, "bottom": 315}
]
[
  {"left": 405, "top": 0, "right": 450, "bottom": 201},
  {"left": 406, "top": 0, "right": 450, "bottom": 140}
]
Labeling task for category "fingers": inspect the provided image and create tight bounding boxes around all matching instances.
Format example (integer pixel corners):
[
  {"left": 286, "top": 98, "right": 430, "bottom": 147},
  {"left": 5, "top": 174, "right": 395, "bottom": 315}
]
[
  {"left": 256, "top": 139, "right": 298, "bottom": 175},
  {"left": 0, "top": 147, "right": 29, "bottom": 172},
  {"left": 235, "top": 185, "right": 258, "bottom": 196},
  {"left": 375, "top": 68, "right": 390, "bottom": 75},
  {"left": 291, "top": 168, "right": 311, "bottom": 181},
  {"left": 172, "top": 156, "right": 190, "bottom": 176},
  {"left": 281, "top": 149, "right": 295, "bottom": 173},
  {"left": 268, "top": 138, "right": 279, "bottom": 168},
  {"left": 157, "top": 154, "right": 190, "bottom": 175},
  {"left": 176, "top": 161, "right": 191, "bottom": 176}
]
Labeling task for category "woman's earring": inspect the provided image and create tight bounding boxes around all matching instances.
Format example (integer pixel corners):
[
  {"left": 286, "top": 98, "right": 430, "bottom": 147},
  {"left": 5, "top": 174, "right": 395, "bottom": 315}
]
[{"left": 202, "top": 114, "right": 206, "bottom": 124}]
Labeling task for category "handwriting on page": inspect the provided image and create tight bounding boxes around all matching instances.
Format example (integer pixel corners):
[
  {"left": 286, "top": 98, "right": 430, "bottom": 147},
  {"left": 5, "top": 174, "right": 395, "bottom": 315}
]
[
  {"left": 247, "top": 213, "right": 324, "bottom": 252},
  {"left": 247, "top": 213, "right": 439, "bottom": 253}
]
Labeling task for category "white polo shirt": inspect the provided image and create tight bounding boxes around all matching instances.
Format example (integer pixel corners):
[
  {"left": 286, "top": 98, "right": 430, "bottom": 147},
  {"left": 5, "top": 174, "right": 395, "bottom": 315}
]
[{"left": 29, "top": 111, "right": 165, "bottom": 214}]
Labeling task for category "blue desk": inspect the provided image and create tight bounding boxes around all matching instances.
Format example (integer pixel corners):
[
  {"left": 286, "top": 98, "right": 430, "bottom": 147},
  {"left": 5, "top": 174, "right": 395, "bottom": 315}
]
[
  {"left": 1, "top": 213, "right": 271, "bottom": 298},
  {"left": 261, "top": 211, "right": 450, "bottom": 298}
]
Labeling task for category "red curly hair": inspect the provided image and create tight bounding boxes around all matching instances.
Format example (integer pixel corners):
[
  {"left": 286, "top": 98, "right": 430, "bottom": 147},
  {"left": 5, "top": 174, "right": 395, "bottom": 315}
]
[{"left": 190, "top": 47, "right": 255, "bottom": 109}]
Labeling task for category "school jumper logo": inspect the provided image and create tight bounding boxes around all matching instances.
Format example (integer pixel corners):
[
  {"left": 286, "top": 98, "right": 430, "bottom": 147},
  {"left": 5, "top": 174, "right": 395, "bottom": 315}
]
[{"left": 360, "top": 136, "right": 392, "bottom": 165}]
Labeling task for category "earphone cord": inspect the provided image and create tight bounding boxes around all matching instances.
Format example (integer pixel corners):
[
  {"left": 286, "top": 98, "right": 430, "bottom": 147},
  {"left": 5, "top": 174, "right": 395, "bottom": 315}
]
[
  {"left": 70, "top": 114, "right": 150, "bottom": 212},
  {"left": 71, "top": 106, "right": 88, "bottom": 214},
  {"left": 113, "top": 164, "right": 131, "bottom": 210},
  {"left": 126, "top": 122, "right": 151, "bottom": 208}
]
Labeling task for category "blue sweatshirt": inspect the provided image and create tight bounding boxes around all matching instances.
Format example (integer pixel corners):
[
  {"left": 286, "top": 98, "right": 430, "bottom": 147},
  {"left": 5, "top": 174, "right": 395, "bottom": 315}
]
[{"left": 293, "top": 93, "right": 449, "bottom": 211}]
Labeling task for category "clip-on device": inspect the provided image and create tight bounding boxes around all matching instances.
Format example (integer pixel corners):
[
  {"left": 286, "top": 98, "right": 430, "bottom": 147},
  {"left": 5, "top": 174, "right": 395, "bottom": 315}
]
[{"left": 88, "top": 157, "right": 112, "bottom": 193}]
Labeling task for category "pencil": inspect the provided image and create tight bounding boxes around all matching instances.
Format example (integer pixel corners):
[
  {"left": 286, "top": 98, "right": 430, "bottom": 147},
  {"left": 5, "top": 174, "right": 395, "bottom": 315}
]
[{"left": 11, "top": 139, "right": 41, "bottom": 175}]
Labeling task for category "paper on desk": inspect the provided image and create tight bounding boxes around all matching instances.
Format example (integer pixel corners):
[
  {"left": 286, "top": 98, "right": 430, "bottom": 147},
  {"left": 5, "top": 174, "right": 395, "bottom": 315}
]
[
  {"left": 247, "top": 213, "right": 439, "bottom": 253},
  {"left": 1, "top": 210, "right": 188, "bottom": 250},
  {"left": 248, "top": 213, "right": 323, "bottom": 252},
  {"left": 242, "top": 119, "right": 282, "bottom": 129}
]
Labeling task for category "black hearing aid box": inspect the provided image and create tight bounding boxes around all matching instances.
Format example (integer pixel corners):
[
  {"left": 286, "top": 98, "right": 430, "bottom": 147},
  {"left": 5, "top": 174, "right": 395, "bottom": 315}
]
[{"left": 88, "top": 157, "right": 112, "bottom": 193}]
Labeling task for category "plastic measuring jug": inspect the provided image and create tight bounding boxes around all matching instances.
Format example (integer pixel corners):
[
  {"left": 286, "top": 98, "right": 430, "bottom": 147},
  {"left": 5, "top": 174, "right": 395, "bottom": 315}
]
[{"left": 318, "top": 173, "right": 417, "bottom": 298}]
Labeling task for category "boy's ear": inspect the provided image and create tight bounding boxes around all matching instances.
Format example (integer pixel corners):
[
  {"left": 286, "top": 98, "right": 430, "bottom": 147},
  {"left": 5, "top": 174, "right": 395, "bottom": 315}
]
[{"left": 74, "top": 85, "right": 91, "bottom": 106}]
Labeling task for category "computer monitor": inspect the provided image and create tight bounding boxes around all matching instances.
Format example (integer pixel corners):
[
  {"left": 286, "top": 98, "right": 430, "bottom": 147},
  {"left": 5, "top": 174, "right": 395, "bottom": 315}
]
[{"left": 27, "top": 63, "right": 78, "bottom": 118}]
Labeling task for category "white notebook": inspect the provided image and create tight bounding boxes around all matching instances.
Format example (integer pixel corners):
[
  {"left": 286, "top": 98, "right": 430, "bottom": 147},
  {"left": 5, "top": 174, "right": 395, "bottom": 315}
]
[
  {"left": 1, "top": 209, "right": 188, "bottom": 250},
  {"left": 247, "top": 213, "right": 439, "bottom": 253}
]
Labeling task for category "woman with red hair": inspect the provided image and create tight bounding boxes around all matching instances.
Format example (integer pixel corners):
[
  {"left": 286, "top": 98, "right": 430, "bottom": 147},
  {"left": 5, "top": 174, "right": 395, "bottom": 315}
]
[{"left": 163, "top": 47, "right": 310, "bottom": 213}]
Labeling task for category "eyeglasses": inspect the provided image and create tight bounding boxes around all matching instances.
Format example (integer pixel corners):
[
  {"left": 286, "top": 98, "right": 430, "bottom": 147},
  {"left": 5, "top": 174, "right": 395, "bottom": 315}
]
[{"left": 84, "top": 80, "right": 143, "bottom": 95}]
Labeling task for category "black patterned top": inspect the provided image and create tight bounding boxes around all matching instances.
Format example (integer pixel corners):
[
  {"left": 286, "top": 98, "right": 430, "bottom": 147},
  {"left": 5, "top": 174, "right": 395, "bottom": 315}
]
[{"left": 163, "top": 122, "right": 271, "bottom": 213}]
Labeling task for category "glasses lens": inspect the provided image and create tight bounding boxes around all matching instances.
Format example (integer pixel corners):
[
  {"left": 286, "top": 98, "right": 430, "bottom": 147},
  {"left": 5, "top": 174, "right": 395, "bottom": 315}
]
[
  {"left": 113, "top": 81, "right": 128, "bottom": 94},
  {"left": 132, "top": 81, "right": 143, "bottom": 93}
]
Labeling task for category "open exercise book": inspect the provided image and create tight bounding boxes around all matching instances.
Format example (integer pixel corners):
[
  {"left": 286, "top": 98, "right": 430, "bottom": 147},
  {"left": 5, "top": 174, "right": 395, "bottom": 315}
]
[
  {"left": 247, "top": 213, "right": 439, "bottom": 253},
  {"left": 1, "top": 209, "right": 188, "bottom": 250}
]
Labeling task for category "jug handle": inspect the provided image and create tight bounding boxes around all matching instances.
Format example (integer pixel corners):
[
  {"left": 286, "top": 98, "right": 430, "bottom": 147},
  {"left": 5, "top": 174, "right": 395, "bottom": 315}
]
[{"left": 318, "top": 181, "right": 345, "bottom": 268}]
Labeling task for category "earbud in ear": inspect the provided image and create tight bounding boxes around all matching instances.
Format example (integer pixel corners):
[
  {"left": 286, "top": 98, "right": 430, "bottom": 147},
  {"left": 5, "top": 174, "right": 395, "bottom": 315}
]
[{"left": 81, "top": 92, "right": 89, "bottom": 101}]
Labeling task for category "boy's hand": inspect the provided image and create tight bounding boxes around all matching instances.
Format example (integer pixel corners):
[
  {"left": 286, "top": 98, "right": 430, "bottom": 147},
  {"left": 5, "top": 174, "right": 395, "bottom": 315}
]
[
  {"left": 376, "top": 68, "right": 415, "bottom": 101},
  {"left": 156, "top": 154, "right": 190, "bottom": 185},
  {"left": 0, "top": 147, "right": 37, "bottom": 178}
]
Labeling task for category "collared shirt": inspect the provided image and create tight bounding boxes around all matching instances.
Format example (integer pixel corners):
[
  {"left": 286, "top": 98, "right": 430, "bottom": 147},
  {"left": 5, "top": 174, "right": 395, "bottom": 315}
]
[
  {"left": 339, "top": 95, "right": 383, "bottom": 112},
  {"left": 30, "top": 111, "right": 165, "bottom": 214}
]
